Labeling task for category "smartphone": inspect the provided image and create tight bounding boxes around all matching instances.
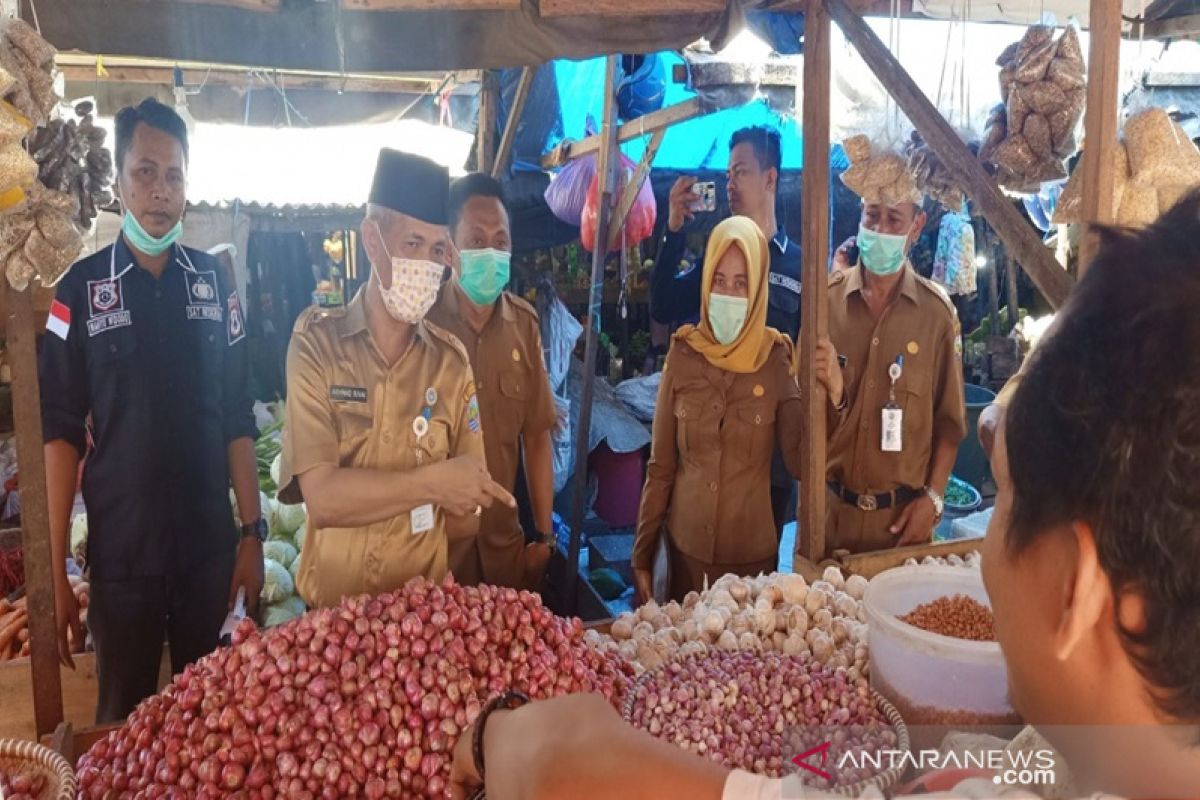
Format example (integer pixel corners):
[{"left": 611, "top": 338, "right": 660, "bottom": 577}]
[{"left": 690, "top": 181, "right": 717, "bottom": 213}]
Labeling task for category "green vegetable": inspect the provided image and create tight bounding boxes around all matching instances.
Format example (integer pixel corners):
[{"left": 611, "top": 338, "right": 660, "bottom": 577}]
[
  {"left": 261, "top": 558, "right": 294, "bottom": 604},
  {"left": 294, "top": 525, "right": 307, "bottom": 553},
  {"left": 263, "top": 540, "right": 298, "bottom": 570},
  {"left": 261, "top": 595, "right": 306, "bottom": 628},
  {"left": 944, "top": 476, "right": 978, "bottom": 509},
  {"left": 274, "top": 501, "right": 307, "bottom": 538},
  {"left": 270, "top": 453, "right": 282, "bottom": 491},
  {"left": 288, "top": 557, "right": 301, "bottom": 586}
]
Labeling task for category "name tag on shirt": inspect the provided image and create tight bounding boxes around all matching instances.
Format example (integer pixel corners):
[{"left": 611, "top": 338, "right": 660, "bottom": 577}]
[
  {"left": 411, "top": 504, "right": 435, "bottom": 534},
  {"left": 882, "top": 407, "right": 903, "bottom": 452},
  {"left": 767, "top": 272, "right": 801, "bottom": 295},
  {"left": 330, "top": 385, "right": 368, "bottom": 403}
]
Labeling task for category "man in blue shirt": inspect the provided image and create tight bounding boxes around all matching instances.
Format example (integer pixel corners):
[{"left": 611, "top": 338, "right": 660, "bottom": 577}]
[{"left": 649, "top": 126, "right": 801, "bottom": 540}]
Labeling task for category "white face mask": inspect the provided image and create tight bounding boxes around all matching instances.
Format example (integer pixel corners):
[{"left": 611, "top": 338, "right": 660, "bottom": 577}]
[{"left": 372, "top": 224, "right": 444, "bottom": 324}]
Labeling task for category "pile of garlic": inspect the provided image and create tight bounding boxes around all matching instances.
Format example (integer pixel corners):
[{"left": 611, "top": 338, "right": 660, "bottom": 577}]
[
  {"left": 590, "top": 568, "right": 870, "bottom": 680},
  {"left": 903, "top": 551, "right": 982, "bottom": 569}
]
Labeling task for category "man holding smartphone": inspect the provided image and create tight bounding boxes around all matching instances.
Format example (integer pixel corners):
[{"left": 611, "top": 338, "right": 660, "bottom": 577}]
[{"left": 649, "top": 125, "right": 801, "bottom": 542}]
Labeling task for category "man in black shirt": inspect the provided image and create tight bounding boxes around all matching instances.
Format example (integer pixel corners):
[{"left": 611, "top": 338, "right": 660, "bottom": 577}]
[
  {"left": 39, "top": 99, "right": 263, "bottom": 722},
  {"left": 649, "top": 126, "right": 801, "bottom": 540},
  {"left": 650, "top": 126, "right": 801, "bottom": 338}
]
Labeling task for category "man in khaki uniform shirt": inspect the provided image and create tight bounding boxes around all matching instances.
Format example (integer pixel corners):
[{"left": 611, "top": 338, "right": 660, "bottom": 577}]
[
  {"left": 427, "top": 174, "right": 558, "bottom": 590},
  {"left": 278, "top": 150, "right": 514, "bottom": 607},
  {"left": 816, "top": 197, "right": 967, "bottom": 558}
]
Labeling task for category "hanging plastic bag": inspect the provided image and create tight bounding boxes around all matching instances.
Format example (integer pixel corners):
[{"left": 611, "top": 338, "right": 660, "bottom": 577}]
[
  {"left": 580, "top": 153, "right": 657, "bottom": 253},
  {"left": 544, "top": 118, "right": 599, "bottom": 226},
  {"left": 544, "top": 155, "right": 596, "bottom": 227}
]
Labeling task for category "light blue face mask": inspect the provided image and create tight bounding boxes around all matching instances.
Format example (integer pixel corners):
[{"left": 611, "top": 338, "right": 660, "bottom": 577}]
[
  {"left": 707, "top": 292, "right": 749, "bottom": 345},
  {"left": 857, "top": 223, "right": 910, "bottom": 276},
  {"left": 122, "top": 211, "right": 183, "bottom": 257},
  {"left": 458, "top": 248, "right": 511, "bottom": 306}
]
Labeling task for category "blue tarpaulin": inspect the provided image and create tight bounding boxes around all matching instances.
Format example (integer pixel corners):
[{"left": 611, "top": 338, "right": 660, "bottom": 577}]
[{"left": 498, "top": 51, "right": 832, "bottom": 175}]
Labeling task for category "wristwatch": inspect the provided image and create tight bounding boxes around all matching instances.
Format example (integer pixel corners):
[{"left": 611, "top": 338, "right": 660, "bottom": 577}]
[
  {"left": 923, "top": 486, "right": 945, "bottom": 520},
  {"left": 241, "top": 518, "right": 269, "bottom": 542},
  {"left": 535, "top": 529, "right": 556, "bottom": 548}
]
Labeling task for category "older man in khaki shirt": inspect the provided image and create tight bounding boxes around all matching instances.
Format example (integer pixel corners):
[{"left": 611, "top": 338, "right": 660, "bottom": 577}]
[
  {"left": 817, "top": 197, "right": 967, "bottom": 558},
  {"left": 278, "top": 150, "right": 513, "bottom": 607}
]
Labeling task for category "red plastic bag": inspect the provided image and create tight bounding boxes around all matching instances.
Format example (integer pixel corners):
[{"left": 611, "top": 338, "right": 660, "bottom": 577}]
[{"left": 580, "top": 153, "right": 657, "bottom": 253}]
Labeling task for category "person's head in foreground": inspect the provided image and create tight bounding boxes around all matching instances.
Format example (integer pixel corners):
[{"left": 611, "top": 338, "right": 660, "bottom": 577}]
[
  {"left": 982, "top": 189, "right": 1200, "bottom": 797},
  {"left": 361, "top": 148, "right": 451, "bottom": 325},
  {"left": 448, "top": 172, "right": 512, "bottom": 308}
]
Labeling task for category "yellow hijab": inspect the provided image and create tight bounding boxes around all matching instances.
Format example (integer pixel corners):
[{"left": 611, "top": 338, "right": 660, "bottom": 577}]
[{"left": 677, "top": 215, "right": 790, "bottom": 373}]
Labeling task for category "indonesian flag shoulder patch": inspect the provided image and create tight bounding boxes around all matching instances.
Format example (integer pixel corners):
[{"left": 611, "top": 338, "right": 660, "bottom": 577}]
[{"left": 47, "top": 299, "right": 71, "bottom": 341}]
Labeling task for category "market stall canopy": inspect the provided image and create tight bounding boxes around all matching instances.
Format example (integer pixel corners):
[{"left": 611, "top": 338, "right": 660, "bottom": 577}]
[{"left": 32, "top": 0, "right": 761, "bottom": 73}]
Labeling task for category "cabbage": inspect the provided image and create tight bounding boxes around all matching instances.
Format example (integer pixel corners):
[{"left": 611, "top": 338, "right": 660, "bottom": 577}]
[
  {"left": 70, "top": 513, "right": 88, "bottom": 564},
  {"left": 275, "top": 501, "right": 307, "bottom": 538},
  {"left": 270, "top": 453, "right": 282, "bottom": 492},
  {"left": 261, "top": 595, "right": 306, "bottom": 628},
  {"left": 261, "top": 558, "right": 294, "bottom": 604},
  {"left": 263, "top": 540, "right": 298, "bottom": 569},
  {"left": 288, "top": 556, "right": 301, "bottom": 586},
  {"left": 294, "top": 524, "right": 307, "bottom": 553}
]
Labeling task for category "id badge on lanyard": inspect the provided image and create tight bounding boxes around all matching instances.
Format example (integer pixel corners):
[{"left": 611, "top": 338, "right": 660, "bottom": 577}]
[
  {"left": 410, "top": 389, "right": 437, "bottom": 535},
  {"left": 881, "top": 358, "right": 903, "bottom": 453}
]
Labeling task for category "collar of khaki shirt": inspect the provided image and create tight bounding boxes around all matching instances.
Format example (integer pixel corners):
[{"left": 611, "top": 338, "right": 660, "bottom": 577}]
[
  {"left": 434, "top": 281, "right": 519, "bottom": 329},
  {"left": 334, "top": 286, "right": 439, "bottom": 350},
  {"left": 843, "top": 262, "right": 922, "bottom": 305}
]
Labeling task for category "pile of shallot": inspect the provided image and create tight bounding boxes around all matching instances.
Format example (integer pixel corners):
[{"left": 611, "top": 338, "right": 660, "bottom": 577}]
[
  {"left": 76, "top": 576, "right": 633, "bottom": 799},
  {"left": 626, "top": 650, "right": 899, "bottom": 786},
  {"left": 591, "top": 569, "right": 870, "bottom": 679}
]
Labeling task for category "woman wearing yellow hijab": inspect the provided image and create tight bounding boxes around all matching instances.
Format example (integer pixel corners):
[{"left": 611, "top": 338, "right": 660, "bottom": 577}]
[{"left": 633, "top": 217, "right": 804, "bottom": 603}]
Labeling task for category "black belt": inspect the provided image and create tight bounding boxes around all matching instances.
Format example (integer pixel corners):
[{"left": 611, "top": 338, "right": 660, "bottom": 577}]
[{"left": 827, "top": 482, "right": 923, "bottom": 513}]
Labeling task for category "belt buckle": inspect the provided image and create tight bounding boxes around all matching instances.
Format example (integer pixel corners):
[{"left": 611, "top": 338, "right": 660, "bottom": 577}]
[{"left": 857, "top": 494, "right": 878, "bottom": 512}]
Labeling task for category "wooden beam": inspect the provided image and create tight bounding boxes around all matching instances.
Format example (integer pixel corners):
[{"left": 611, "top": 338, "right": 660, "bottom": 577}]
[
  {"left": 1139, "top": 12, "right": 1200, "bottom": 39},
  {"left": 540, "top": 0, "right": 724, "bottom": 16},
  {"left": 476, "top": 71, "right": 498, "bottom": 176},
  {"left": 565, "top": 56, "right": 619, "bottom": 615},
  {"left": 673, "top": 60, "right": 801, "bottom": 89},
  {"left": 0, "top": 281, "right": 64, "bottom": 737},
  {"left": 541, "top": 97, "right": 708, "bottom": 169},
  {"left": 171, "top": 0, "right": 279, "bottom": 10},
  {"left": 341, "top": 0, "right": 519, "bottom": 9},
  {"left": 827, "top": 0, "right": 1074, "bottom": 309},
  {"left": 1079, "top": 0, "right": 1123, "bottom": 272},
  {"left": 491, "top": 66, "right": 535, "bottom": 179},
  {"left": 607, "top": 128, "right": 665, "bottom": 251},
  {"left": 1143, "top": 71, "right": 1200, "bottom": 86},
  {"left": 56, "top": 62, "right": 467, "bottom": 95},
  {"left": 797, "top": 0, "right": 832, "bottom": 569},
  {"left": 835, "top": 537, "right": 984, "bottom": 578}
]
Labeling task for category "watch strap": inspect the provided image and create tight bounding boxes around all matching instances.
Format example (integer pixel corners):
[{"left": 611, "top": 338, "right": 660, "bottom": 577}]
[
  {"left": 241, "top": 517, "right": 269, "bottom": 542},
  {"left": 923, "top": 486, "right": 945, "bottom": 518}
]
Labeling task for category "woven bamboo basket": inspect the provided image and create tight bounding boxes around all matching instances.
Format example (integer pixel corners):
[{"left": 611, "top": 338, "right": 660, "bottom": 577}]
[{"left": 0, "top": 738, "right": 77, "bottom": 799}]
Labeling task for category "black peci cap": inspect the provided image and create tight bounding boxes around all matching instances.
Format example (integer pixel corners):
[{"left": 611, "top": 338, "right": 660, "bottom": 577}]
[{"left": 368, "top": 148, "right": 449, "bottom": 225}]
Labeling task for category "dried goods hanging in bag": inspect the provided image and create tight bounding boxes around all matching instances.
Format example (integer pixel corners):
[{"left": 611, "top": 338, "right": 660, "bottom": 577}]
[
  {"left": 839, "top": 135, "right": 922, "bottom": 207},
  {"left": 985, "top": 25, "right": 1086, "bottom": 194},
  {"left": 1125, "top": 108, "right": 1200, "bottom": 188},
  {"left": 1052, "top": 143, "right": 1129, "bottom": 225},
  {"left": 906, "top": 130, "right": 965, "bottom": 212}
]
